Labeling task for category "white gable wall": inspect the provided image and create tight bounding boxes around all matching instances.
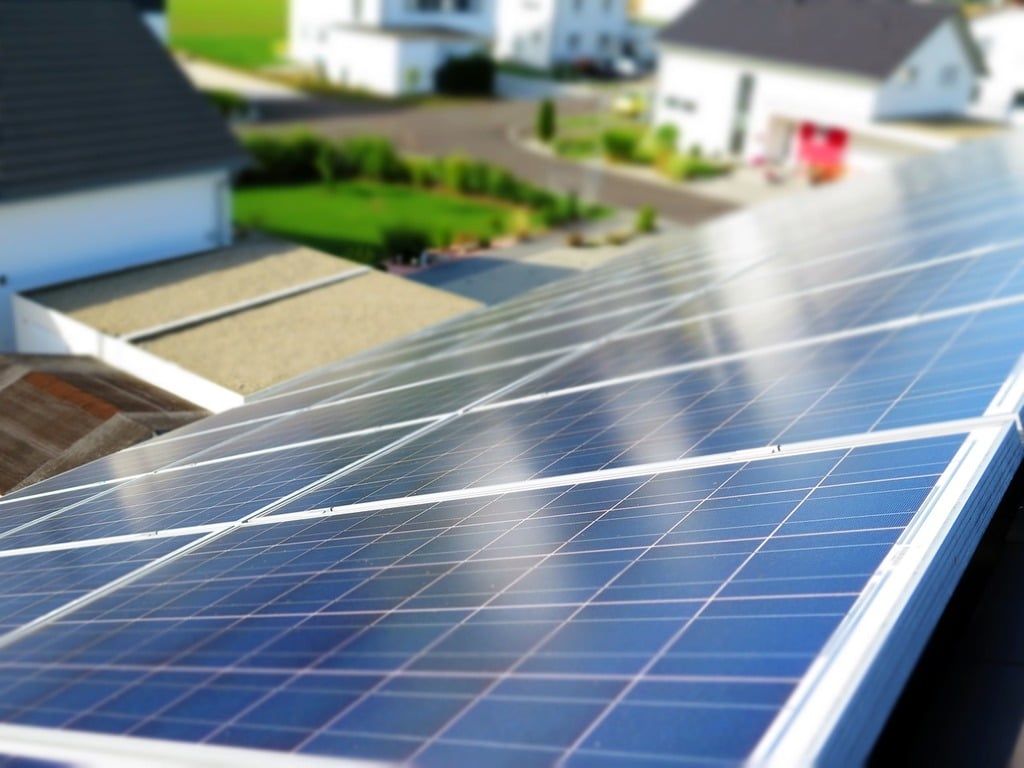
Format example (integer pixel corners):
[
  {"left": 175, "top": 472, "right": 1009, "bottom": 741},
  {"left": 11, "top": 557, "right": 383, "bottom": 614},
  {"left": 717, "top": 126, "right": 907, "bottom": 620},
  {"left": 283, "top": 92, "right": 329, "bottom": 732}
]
[
  {"left": 0, "top": 170, "right": 231, "bottom": 351},
  {"left": 875, "top": 20, "right": 976, "bottom": 119}
]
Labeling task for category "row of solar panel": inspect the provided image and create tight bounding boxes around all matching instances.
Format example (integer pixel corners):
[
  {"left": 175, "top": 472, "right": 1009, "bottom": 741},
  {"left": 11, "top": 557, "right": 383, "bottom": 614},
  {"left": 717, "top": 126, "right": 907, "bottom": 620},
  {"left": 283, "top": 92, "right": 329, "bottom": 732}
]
[{"left": 0, "top": 427, "right": 1015, "bottom": 766}]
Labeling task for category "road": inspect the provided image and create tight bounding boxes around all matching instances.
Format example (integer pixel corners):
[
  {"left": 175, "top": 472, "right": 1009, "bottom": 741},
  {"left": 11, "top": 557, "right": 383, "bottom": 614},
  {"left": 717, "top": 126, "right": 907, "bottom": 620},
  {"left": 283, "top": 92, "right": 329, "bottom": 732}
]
[{"left": 247, "top": 97, "right": 736, "bottom": 226}]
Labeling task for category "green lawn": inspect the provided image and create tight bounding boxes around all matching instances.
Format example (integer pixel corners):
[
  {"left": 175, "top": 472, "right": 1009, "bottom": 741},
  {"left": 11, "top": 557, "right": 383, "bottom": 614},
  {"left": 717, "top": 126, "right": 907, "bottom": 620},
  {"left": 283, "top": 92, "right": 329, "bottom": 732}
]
[
  {"left": 170, "top": 0, "right": 287, "bottom": 68},
  {"left": 234, "top": 182, "right": 536, "bottom": 263}
]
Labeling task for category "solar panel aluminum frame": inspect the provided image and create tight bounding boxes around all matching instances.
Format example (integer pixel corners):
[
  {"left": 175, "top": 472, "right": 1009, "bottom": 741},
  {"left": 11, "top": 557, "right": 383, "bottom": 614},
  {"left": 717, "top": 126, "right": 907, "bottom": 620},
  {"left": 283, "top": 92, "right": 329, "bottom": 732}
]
[
  {"left": 750, "top": 421, "right": 1023, "bottom": 765},
  {"left": 0, "top": 721, "right": 371, "bottom": 768}
]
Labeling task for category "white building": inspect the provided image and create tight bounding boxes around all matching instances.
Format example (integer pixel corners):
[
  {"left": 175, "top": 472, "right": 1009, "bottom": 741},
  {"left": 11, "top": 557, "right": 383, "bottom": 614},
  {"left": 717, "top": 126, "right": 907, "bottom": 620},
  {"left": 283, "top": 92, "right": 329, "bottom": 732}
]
[
  {"left": 291, "top": 0, "right": 643, "bottom": 95},
  {"left": 0, "top": 0, "right": 245, "bottom": 351},
  {"left": 653, "top": 0, "right": 984, "bottom": 171},
  {"left": 631, "top": 0, "right": 696, "bottom": 24},
  {"left": 970, "top": 8, "right": 1024, "bottom": 124}
]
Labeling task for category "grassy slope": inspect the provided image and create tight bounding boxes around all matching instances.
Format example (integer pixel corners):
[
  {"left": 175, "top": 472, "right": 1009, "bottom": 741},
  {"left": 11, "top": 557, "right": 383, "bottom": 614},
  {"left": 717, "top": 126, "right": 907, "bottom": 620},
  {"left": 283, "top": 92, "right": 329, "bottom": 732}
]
[
  {"left": 169, "top": 0, "right": 287, "bottom": 68},
  {"left": 234, "top": 183, "right": 533, "bottom": 262}
]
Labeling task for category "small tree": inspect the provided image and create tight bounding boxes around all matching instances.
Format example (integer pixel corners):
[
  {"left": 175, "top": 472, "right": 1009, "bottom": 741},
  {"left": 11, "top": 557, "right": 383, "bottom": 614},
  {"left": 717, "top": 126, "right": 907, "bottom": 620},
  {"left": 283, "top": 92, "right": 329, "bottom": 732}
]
[
  {"left": 536, "top": 98, "right": 557, "bottom": 143},
  {"left": 315, "top": 144, "right": 337, "bottom": 190},
  {"left": 635, "top": 205, "right": 658, "bottom": 234}
]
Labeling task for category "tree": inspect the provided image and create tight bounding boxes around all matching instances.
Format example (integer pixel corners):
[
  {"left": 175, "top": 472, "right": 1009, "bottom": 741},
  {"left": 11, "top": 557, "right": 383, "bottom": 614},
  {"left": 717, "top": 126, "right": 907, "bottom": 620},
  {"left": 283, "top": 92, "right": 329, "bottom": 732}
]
[{"left": 536, "top": 98, "right": 557, "bottom": 143}]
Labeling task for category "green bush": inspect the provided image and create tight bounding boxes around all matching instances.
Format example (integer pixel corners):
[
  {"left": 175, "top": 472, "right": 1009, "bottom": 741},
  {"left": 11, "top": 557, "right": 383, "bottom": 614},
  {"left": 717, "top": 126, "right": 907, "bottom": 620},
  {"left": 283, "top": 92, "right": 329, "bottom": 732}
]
[
  {"left": 655, "top": 124, "right": 679, "bottom": 153},
  {"left": 635, "top": 205, "right": 658, "bottom": 234},
  {"left": 239, "top": 133, "right": 324, "bottom": 185},
  {"left": 435, "top": 54, "right": 495, "bottom": 95},
  {"left": 663, "top": 153, "right": 729, "bottom": 181},
  {"left": 204, "top": 89, "right": 248, "bottom": 119},
  {"left": 602, "top": 128, "right": 640, "bottom": 162},
  {"left": 340, "top": 137, "right": 409, "bottom": 182},
  {"left": 382, "top": 226, "right": 431, "bottom": 263},
  {"left": 554, "top": 135, "right": 599, "bottom": 159},
  {"left": 536, "top": 98, "right": 557, "bottom": 143}
]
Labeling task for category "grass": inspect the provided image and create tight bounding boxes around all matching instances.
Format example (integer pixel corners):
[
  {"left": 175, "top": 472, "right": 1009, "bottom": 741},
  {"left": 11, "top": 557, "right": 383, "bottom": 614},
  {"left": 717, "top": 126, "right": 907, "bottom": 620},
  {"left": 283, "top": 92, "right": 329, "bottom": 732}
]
[
  {"left": 553, "top": 113, "right": 645, "bottom": 160},
  {"left": 169, "top": 0, "right": 287, "bottom": 68},
  {"left": 234, "top": 182, "right": 539, "bottom": 263}
]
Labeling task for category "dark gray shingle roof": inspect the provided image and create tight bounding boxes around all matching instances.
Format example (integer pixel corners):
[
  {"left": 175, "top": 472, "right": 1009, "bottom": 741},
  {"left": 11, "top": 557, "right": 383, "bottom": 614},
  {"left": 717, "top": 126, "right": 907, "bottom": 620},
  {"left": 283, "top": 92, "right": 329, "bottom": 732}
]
[
  {"left": 658, "top": 0, "right": 982, "bottom": 80},
  {"left": 0, "top": 0, "right": 245, "bottom": 202}
]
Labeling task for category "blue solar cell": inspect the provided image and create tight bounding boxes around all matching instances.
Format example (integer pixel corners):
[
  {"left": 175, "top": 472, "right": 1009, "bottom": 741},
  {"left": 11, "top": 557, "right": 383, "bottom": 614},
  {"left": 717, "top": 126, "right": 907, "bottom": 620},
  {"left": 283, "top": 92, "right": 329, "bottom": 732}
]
[
  {"left": 270, "top": 303, "right": 1024, "bottom": 513},
  {"left": 0, "top": 535, "right": 192, "bottom": 629},
  {"left": 0, "top": 434, "right": 982, "bottom": 765},
  {"left": 0, "top": 425, "right": 418, "bottom": 550}
]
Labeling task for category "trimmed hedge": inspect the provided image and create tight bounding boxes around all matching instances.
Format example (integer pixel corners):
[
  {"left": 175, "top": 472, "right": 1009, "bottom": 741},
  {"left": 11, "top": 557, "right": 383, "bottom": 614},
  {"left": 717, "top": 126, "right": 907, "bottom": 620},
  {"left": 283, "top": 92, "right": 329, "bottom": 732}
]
[{"left": 239, "top": 133, "right": 593, "bottom": 226}]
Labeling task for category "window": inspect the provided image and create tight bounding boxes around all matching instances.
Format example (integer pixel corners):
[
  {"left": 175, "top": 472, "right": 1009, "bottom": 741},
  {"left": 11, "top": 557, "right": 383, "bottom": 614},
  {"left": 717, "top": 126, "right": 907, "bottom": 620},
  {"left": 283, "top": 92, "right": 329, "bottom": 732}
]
[
  {"left": 898, "top": 65, "right": 918, "bottom": 85},
  {"left": 598, "top": 33, "right": 611, "bottom": 53},
  {"left": 568, "top": 32, "right": 581, "bottom": 51},
  {"left": 666, "top": 95, "right": 697, "bottom": 113},
  {"left": 574, "top": 0, "right": 583, "bottom": 11},
  {"left": 603, "top": 0, "right": 612, "bottom": 10},
  {"left": 941, "top": 64, "right": 959, "bottom": 86}
]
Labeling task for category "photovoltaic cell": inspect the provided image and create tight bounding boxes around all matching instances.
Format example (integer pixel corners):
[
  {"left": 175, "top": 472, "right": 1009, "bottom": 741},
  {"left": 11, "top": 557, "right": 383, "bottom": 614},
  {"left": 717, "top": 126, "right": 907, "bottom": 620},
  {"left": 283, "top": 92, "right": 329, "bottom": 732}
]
[
  {"left": 271, "top": 303, "right": 1024, "bottom": 513},
  {"left": 0, "top": 425, "right": 418, "bottom": 550},
  {"left": 0, "top": 435, "right": 984, "bottom": 765}
]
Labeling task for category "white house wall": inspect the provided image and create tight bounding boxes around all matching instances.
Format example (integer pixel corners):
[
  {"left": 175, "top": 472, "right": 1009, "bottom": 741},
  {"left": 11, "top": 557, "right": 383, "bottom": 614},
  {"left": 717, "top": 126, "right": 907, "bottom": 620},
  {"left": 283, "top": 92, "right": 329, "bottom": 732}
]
[
  {"left": 549, "top": 0, "right": 631, "bottom": 65},
  {"left": 874, "top": 20, "right": 976, "bottom": 119},
  {"left": 322, "top": 29, "right": 403, "bottom": 94},
  {"left": 635, "top": 0, "right": 697, "bottom": 23},
  {"left": 654, "top": 48, "right": 879, "bottom": 159},
  {"left": 0, "top": 171, "right": 231, "bottom": 351},
  {"left": 495, "top": 0, "right": 557, "bottom": 69},
  {"left": 970, "top": 10, "right": 1024, "bottom": 122}
]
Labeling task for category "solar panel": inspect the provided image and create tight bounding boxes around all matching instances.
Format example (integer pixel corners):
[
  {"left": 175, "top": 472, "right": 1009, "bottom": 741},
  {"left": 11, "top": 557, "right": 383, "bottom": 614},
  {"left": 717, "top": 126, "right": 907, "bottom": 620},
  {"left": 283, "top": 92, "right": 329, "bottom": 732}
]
[{"left": 1, "top": 135, "right": 1024, "bottom": 766}]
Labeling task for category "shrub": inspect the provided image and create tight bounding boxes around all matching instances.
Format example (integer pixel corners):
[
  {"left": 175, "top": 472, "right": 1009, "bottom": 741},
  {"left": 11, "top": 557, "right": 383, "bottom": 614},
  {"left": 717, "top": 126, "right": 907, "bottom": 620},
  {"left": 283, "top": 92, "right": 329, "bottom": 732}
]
[
  {"left": 204, "top": 89, "right": 248, "bottom": 119},
  {"left": 382, "top": 226, "right": 431, "bottom": 264},
  {"left": 340, "top": 137, "right": 408, "bottom": 182},
  {"left": 662, "top": 152, "right": 729, "bottom": 181},
  {"left": 604, "top": 230, "right": 632, "bottom": 246},
  {"left": 655, "top": 124, "right": 679, "bottom": 153},
  {"left": 566, "top": 231, "right": 587, "bottom": 248},
  {"left": 239, "top": 133, "right": 324, "bottom": 185},
  {"left": 407, "top": 156, "right": 441, "bottom": 188},
  {"left": 602, "top": 128, "right": 640, "bottom": 162},
  {"left": 554, "top": 135, "right": 598, "bottom": 159},
  {"left": 635, "top": 205, "right": 658, "bottom": 234},
  {"left": 536, "top": 99, "right": 557, "bottom": 143},
  {"left": 435, "top": 54, "right": 495, "bottom": 95}
]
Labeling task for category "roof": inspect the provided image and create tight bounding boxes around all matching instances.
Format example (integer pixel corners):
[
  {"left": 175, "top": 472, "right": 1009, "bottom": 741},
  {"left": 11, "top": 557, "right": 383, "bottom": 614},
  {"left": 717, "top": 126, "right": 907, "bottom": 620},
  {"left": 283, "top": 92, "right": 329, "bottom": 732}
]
[
  {"left": 0, "top": 0, "right": 245, "bottom": 203},
  {"left": 31, "top": 237, "right": 481, "bottom": 394},
  {"left": 658, "top": 0, "right": 983, "bottom": 80},
  {"left": 0, "top": 354, "right": 204, "bottom": 494}
]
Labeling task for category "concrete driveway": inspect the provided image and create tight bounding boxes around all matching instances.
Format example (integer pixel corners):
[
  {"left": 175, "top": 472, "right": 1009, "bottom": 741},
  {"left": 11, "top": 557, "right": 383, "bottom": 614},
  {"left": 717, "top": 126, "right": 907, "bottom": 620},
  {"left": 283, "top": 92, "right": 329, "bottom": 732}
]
[{"left": 246, "top": 97, "right": 735, "bottom": 226}]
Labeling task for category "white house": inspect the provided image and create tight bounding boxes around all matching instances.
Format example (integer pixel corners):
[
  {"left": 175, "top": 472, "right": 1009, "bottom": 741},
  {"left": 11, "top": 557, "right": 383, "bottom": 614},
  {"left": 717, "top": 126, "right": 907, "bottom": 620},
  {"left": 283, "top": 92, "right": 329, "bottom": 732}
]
[
  {"left": 291, "top": 0, "right": 644, "bottom": 95},
  {"left": 631, "top": 0, "right": 696, "bottom": 24},
  {"left": 0, "top": 0, "right": 246, "bottom": 351},
  {"left": 970, "top": 7, "right": 1024, "bottom": 125},
  {"left": 291, "top": 0, "right": 493, "bottom": 96},
  {"left": 493, "top": 0, "right": 637, "bottom": 71},
  {"left": 653, "top": 0, "right": 985, "bottom": 171}
]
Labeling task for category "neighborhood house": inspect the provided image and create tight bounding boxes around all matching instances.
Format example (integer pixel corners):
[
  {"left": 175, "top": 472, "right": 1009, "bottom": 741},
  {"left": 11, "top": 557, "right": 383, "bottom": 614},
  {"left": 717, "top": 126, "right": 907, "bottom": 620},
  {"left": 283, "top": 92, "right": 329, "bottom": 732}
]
[
  {"left": 290, "top": 0, "right": 646, "bottom": 96},
  {"left": 653, "top": 0, "right": 984, "bottom": 172},
  {"left": 0, "top": 0, "right": 246, "bottom": 352}
]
